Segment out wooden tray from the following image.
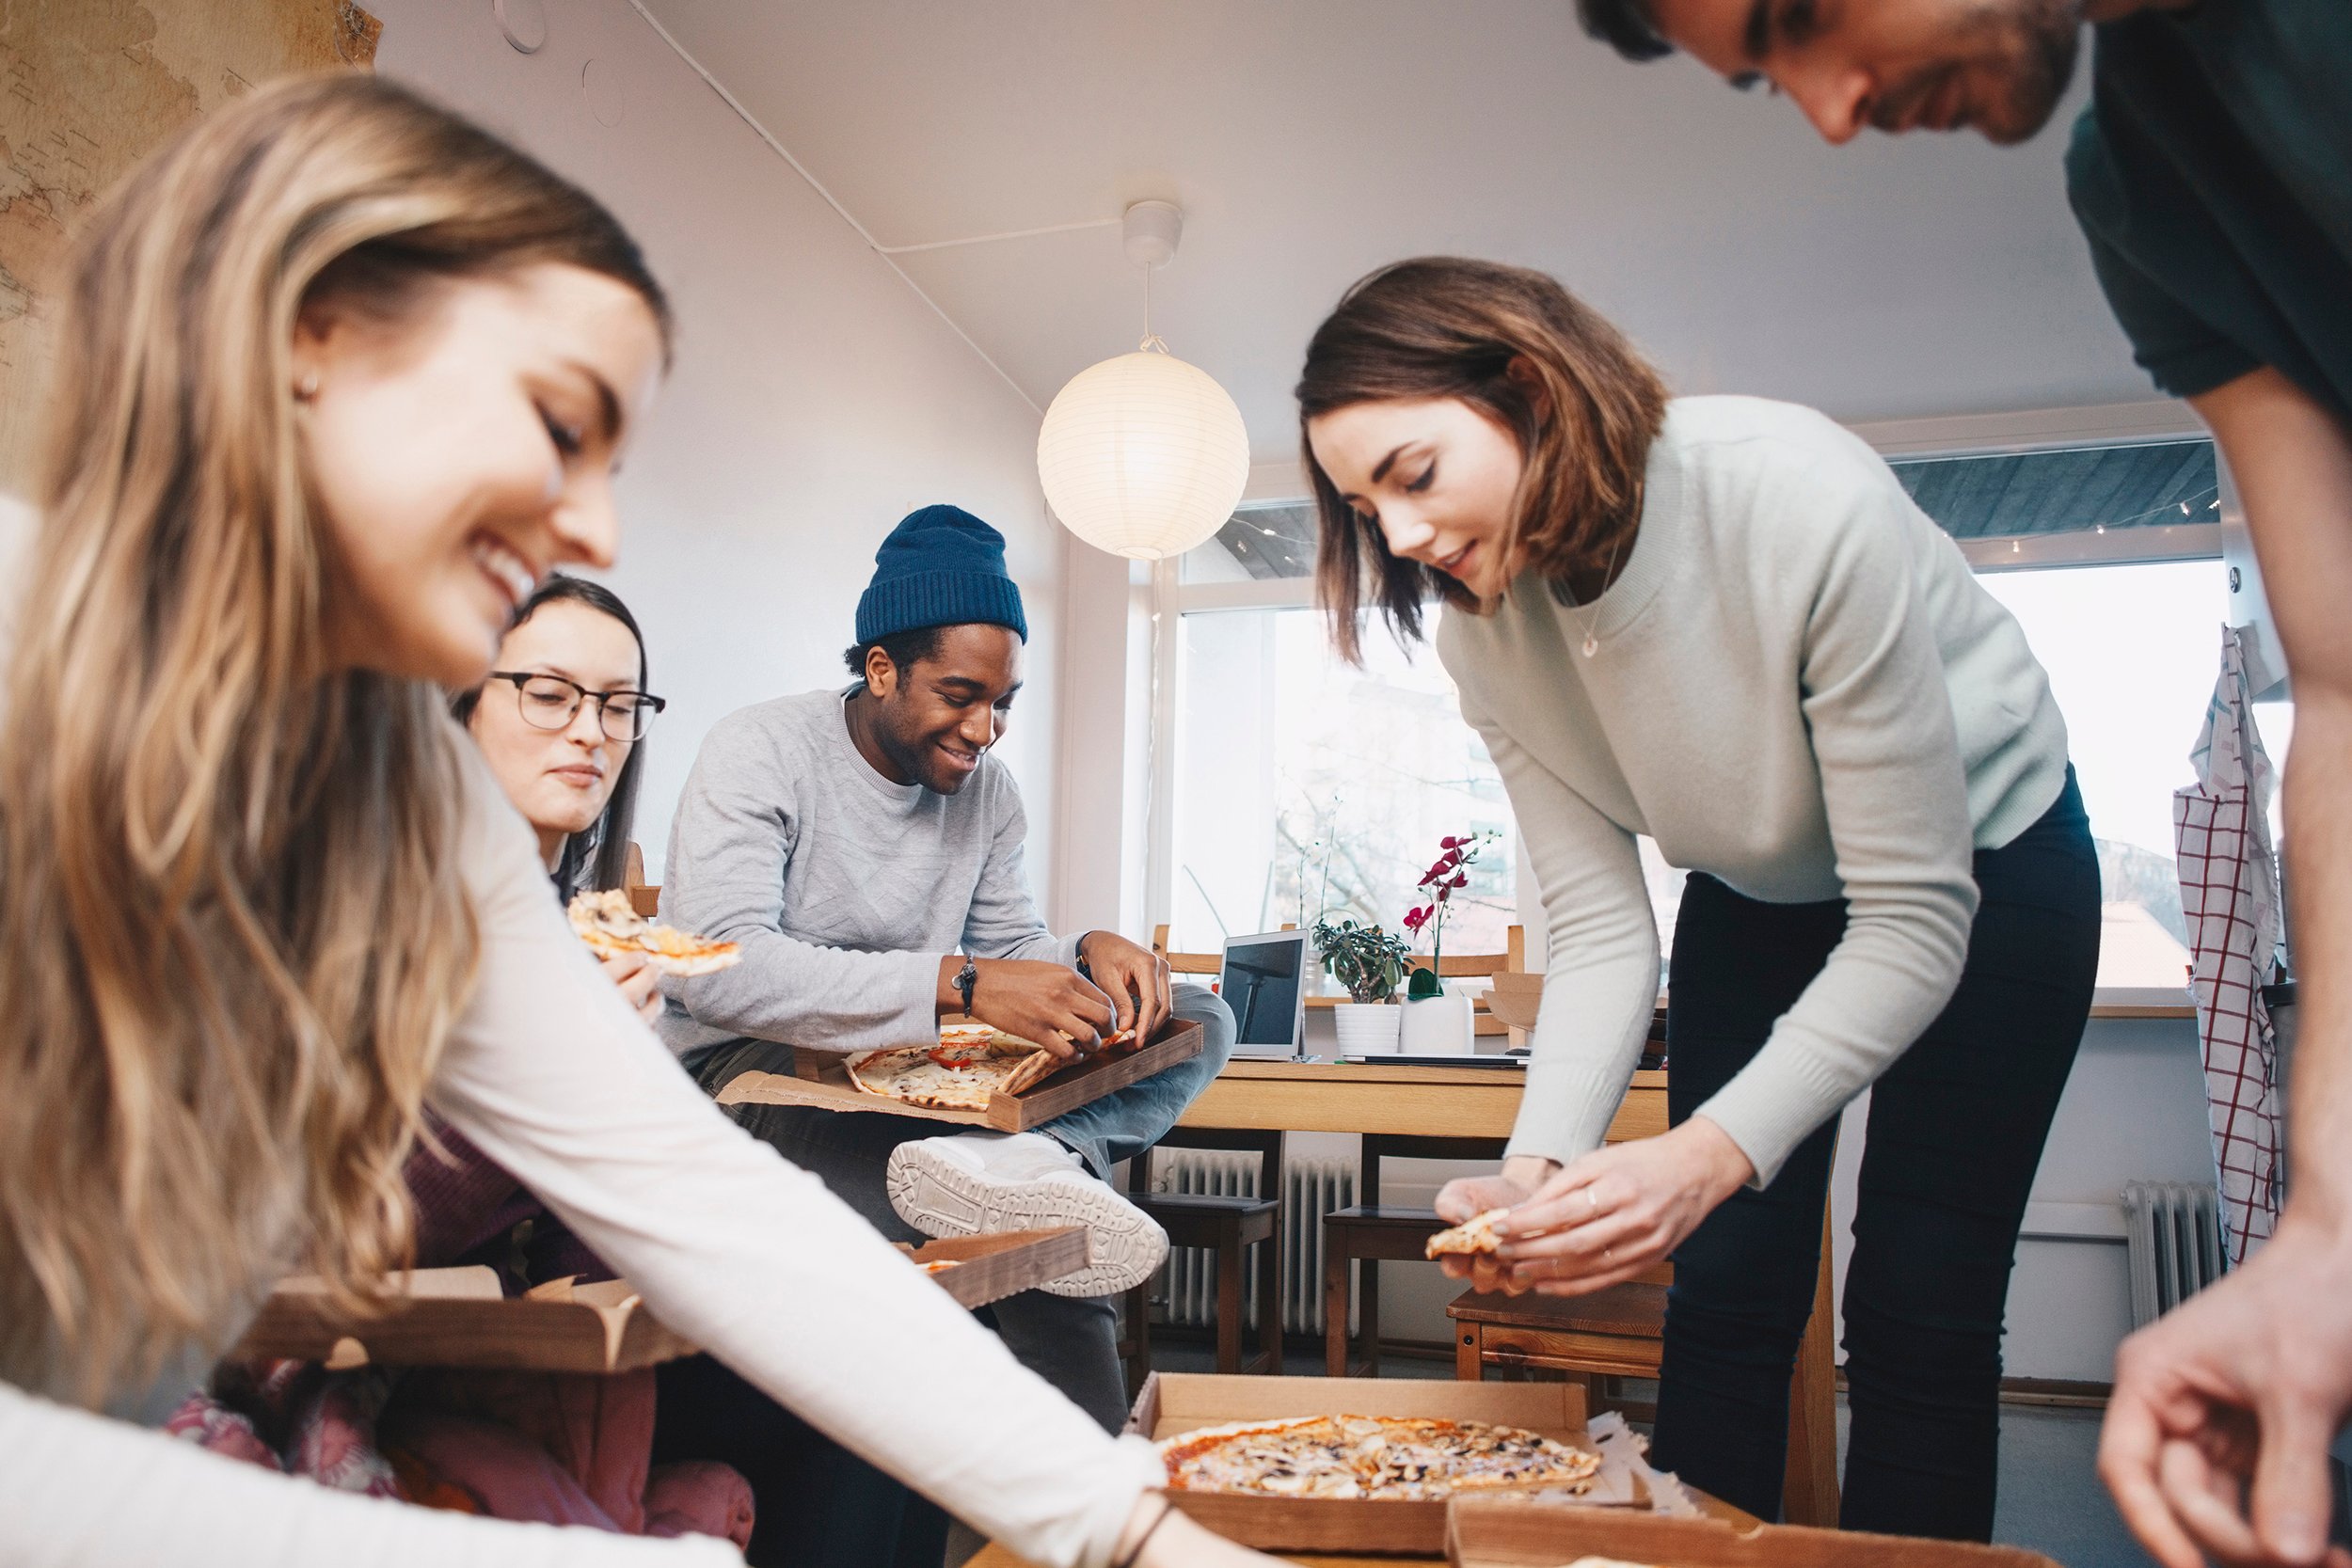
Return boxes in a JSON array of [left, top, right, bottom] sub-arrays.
[[1129, 1372, 1618, 1555], [1449, 1491, 2060, 1568], [900, 1227, 1089, 1308], [236, 1227, 1092, 1372], [719, 1017, 1204, 1132]]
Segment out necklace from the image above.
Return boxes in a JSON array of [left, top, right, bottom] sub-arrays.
[[1574, 531, 1628, 657]]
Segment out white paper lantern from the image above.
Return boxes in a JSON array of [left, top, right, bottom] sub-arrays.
[[1036, 345, 1250, 562]]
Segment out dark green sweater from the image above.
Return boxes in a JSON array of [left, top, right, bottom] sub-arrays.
[[2066, 0, 2351, 418]]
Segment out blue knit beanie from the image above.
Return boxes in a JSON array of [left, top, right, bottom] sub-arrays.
[[854, 504, 1028, 645]]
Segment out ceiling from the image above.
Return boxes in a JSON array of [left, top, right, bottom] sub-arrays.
[[638, 0, 2158, 463]]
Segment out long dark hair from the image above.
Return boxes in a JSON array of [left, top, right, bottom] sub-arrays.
[[453, 576, 650, 896], [1296, 258, 1668, 663]]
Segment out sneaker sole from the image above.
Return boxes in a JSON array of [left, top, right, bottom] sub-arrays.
[[885, 1145, 1168, 1298]]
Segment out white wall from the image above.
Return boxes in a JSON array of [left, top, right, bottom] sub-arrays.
[[370, 0, 1069, 892]]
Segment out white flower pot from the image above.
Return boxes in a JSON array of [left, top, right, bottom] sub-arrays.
[[1333, 1001, 1402, 1054], [1398, 988, 1474, 1055]]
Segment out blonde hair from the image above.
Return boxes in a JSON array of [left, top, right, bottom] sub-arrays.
[[0, 73, 669, 1406]]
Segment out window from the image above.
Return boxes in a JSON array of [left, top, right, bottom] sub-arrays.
[[1975, 558, 2228, 992], [1168, 606, 1517, 964]]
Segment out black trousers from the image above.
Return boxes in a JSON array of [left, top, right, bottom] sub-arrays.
[[1650, 769, 2100, 1539]]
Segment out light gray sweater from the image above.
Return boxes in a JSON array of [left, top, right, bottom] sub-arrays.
[[657, 687, 1081, 1067], [1439, 396, 2070, 1184]]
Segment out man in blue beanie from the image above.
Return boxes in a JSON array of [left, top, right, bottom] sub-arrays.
[[658, 504, 1234, 1434]]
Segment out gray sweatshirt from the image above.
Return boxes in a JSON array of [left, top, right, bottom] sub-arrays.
[[657, 687, 1081, 1068]]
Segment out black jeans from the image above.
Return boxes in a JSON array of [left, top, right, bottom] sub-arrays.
[[1651, 769, 2100, 1539]]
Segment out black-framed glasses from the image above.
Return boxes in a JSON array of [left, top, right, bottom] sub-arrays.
[[488, 672, 667, 743]]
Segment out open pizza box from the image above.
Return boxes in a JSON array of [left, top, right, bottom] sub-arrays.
[[232, 1266, 699, 1374], [898, 1227, 1089, 1309], [235, 1228, 1089, 1372], [719, 1016, 1205, 1133], [1128, 1372, 1629, 1555], [1448, 1491, 2061, 1568]]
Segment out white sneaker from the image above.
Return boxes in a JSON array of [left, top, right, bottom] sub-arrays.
[[886, 1131, 1168, 1298]]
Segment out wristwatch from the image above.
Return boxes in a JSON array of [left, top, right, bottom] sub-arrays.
[[954, 956, 978, 1016]]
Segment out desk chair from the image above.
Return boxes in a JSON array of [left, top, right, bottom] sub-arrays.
[[1318, 927, 1525, 1376], [1120, 1127, 1284, 1388], [1448, 1205, 1841, 1528]]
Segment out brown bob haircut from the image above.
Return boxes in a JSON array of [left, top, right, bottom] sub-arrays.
[[1296, 258, 1668, 663]]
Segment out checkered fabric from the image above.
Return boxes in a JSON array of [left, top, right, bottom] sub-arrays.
[[2173, 626, 2283, 1262]]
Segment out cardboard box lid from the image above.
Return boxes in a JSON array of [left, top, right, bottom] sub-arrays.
[[898, 1227, 1089, 1309], [1450, 1492, 2061, 1567], [1485, 974, 1542, 1031]]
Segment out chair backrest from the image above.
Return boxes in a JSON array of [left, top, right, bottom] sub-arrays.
[[1133, 1125, 1283, 1196], [625, 841, 660, 918], [1412, 924, 1527, 980], [1151, 923, 1223, 976]]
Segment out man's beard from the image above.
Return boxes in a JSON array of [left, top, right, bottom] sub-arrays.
[[1871, 0, 2084, 144]]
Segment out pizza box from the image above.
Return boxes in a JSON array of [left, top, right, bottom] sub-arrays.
[[236, 1228, 1084, 1372], [899, 1226, 1089, 1308], [1127, 1372, 1624, 1555], [232, 1266, 699, 1374], [1448, 1491, 2062, 1568], [718, 1016, 1205, 1132]]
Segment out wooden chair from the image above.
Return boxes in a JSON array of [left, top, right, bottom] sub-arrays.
[[1318, 927, 1525, 1375], [1324, 1133, 1505, 1375], [1448, 1206, 1842, 1528], [1120, 1127, 1284, 1388], [624, 842, 659, 918]]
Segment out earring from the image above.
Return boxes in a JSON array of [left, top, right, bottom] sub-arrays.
[[294, 372, 320, 402]]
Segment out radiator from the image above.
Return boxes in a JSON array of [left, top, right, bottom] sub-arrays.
[[2122, 1181, 2228, 1330], [1148, 1151, 1357, 1336]]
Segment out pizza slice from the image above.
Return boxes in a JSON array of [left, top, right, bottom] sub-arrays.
[[565, 889, 741, 977], [1425, 1207, 1512, 1260]]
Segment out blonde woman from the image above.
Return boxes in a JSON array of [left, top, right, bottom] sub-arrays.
[[0, 74, 1240, 1568]]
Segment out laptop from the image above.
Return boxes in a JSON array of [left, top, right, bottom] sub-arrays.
[[1216, 929, 1309, 1060]]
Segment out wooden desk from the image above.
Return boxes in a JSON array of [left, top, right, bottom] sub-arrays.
[[1178, 1060, 1667, 1143]]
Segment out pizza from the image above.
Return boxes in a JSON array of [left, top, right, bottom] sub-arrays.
[[846, 1026, 1070, 1111], [1425, 1207, 1511, 1260], [566, 890, 741, 977], [1159, 1414, 1597, 1501]]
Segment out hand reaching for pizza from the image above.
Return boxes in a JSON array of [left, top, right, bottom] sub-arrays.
[[598, 949, 664, 1024], [1433, 1168, 1543, 1295], [1076, 929, 1171, 1044], [1491, 1119, 1755, 1297], [956, 958, 1120, 1057]]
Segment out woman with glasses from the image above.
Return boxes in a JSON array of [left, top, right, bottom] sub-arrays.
[[455, 576, 666, 1021]]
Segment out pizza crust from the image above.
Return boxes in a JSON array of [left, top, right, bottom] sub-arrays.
[[1425, 1207, 1511, 1260], [844, 1028, 1073, 1111]]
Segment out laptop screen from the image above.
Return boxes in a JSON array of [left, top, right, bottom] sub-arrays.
[[1219, 932, 1306, 1050]]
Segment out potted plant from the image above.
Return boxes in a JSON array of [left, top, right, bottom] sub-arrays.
[[1312, 917, 1411, 1054], [1399, 832, 1496, 1053]]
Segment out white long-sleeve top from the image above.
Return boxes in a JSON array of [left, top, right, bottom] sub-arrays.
[[1439, 397, 2071, 1186], [0, 736, 1161, 1567]]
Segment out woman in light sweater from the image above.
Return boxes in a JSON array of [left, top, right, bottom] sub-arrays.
[[0, 74, 1252, 1568], [1298, 258, 2100, 1537]]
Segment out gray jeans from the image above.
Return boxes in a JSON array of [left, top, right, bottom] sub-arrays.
[[692, 982, 1234, 1432]]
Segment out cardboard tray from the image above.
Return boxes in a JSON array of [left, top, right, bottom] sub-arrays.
[[1448, 1491, 2061, 1567], [233, 1266, 698, 1374], [1128, 1372, 1623, 1555], [899, 1226, 1089, 1309], [718, 1017, 1204, 1132], [236, 1227, 1092, 1372]]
